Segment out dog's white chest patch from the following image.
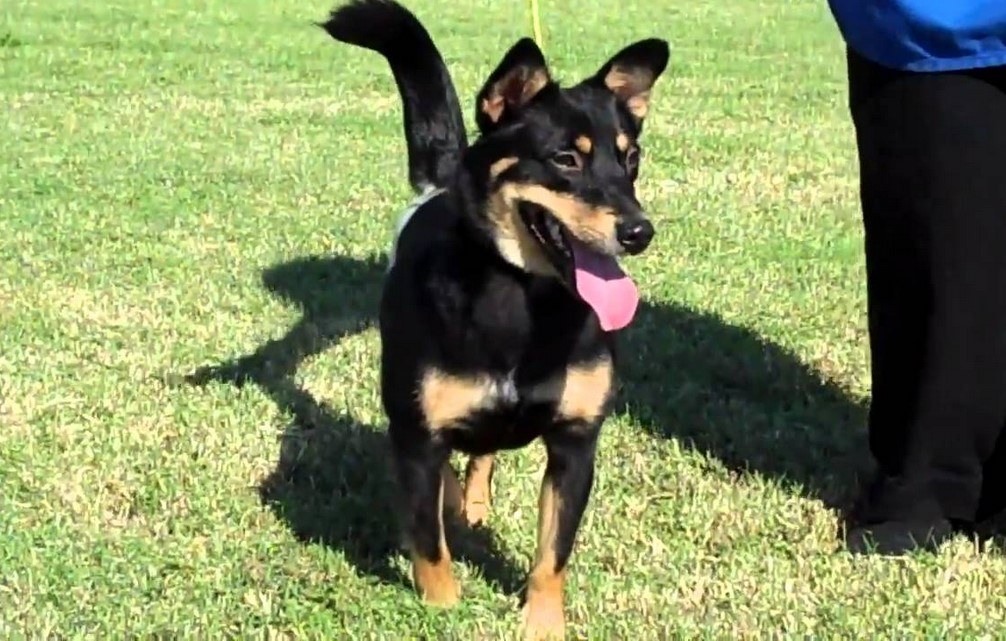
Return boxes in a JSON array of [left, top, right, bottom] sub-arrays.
[[387, 186, 446, 271], [491, 371, 520, 406]]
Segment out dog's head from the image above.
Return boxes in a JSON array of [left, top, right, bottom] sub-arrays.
[[468, 36, 669, 331]]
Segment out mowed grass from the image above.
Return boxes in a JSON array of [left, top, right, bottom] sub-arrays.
[[3, 0, 1006, 637]]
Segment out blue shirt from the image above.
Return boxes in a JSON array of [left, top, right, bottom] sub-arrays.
[[828, 0, 1006, 71]]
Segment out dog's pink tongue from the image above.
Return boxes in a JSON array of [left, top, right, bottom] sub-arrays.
[[570, 238, 640, 332]]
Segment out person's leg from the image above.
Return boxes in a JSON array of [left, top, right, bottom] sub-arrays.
[[977, 68, 1006, 528], [846, 48, 1006, 554], [848, 50, 933, 522]]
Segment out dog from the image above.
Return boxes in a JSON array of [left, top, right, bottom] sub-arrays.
[[319, 1, 669, 638]]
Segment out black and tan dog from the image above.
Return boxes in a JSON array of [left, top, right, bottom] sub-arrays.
[[319, 1, 669, 637]]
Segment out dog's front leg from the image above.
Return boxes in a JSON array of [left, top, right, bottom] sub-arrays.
[[391, 433, 460, 607], [521, 423, 599, 641]]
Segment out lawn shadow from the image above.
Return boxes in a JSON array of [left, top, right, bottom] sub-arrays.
[[182, 254, 525, 594], [617, 302, 867, 509], [182, 250, 873, 594]]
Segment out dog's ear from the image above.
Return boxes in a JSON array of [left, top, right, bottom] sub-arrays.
[[590, 39, 670, 125], [475, 37, 552, 133]]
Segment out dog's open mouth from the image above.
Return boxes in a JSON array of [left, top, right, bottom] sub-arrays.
[[518, 203, 640, 332], [520, 203, 573, 276]]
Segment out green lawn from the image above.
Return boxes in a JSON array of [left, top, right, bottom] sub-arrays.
[[3, 0, 1005, 637]]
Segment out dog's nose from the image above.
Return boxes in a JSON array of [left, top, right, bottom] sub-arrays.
[[616, 218, 654, 255]]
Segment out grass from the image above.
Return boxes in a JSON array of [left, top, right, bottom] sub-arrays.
[[2, 0, 1006, 637]]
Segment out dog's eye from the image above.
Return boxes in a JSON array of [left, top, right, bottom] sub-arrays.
[[550, 151, 583, 171]]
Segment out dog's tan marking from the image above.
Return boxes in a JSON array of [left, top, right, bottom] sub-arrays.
[[486, 179, 625, 275], [490, 157, 519, 179], [481, 97, 505, 124], [574, 135, 593, 155], [501, 183, 619, 254], [485, 188, 557, 277], [410, 476, 460, 607], [558, 359, 613, 422], [521, 475, 566, 640], [529, 357, 614, 423], [615, 132, 631, 152], [481, 67, 550, 124], [603, 66, 654, 120], [625, 93, 651, 120], [462, 454, 495, 527], [412, 555, 458, 607], [419, 369, 494, 431]]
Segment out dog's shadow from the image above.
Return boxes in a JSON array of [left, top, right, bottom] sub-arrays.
[[183, 254, 526, 593], [183, 251, 868, 593]]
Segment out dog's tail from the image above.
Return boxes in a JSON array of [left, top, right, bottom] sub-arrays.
[[319, 0, 468, 194]]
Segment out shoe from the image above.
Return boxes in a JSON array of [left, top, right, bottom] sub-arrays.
[[843, 472, 963, 556], [845, 518, 955, 556], [976, 485, 1006, 525]]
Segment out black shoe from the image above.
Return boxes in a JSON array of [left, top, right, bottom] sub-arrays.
[[976, 487, 1006, 525], [843, 472, 964, 556], [845, 518, 956, 556], [974, 490, 1006, 544]]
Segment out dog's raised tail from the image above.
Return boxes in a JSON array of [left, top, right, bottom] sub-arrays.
[[319, 0, 467, 194]]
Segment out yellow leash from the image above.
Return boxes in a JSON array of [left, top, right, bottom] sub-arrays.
[[529, 0, 544, 50]]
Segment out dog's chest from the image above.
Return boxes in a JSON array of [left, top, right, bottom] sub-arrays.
[[491, 371, 522, 406], [418, 355, 614, 441], [475, 369, 546, 411]]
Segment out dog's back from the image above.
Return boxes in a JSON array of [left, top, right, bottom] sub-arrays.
[[319, 0, 467, 194]]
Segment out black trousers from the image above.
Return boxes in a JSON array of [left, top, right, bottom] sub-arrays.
[[847, 48, 1006, 524]]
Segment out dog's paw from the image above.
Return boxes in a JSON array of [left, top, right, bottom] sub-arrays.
[[462, 454, 494, 527], [463, 497, 490, 527], [520, 593, 565, 641], [413, 561, 461, 608], [420, 578, 460, 608]]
